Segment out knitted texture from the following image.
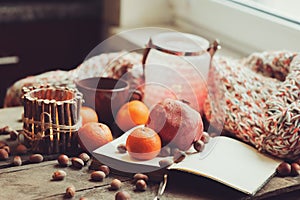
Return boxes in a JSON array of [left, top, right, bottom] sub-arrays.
[[204, 51, 299, 159]]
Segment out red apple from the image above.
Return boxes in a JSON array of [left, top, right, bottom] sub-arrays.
[[146, 98, 203, 151]]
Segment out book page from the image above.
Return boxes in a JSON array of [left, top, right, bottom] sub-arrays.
[[168, 136, 281, 195]]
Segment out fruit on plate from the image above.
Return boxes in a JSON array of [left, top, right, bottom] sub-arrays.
[[146, 98, 203, 151], [80, 106, 99, 126], [116, 100, 150, 132], [126, 127, 161, 160], [78, 122, 113, 152]]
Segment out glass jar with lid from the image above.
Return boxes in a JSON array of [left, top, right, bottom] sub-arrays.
[[142, 31, 219, 113]]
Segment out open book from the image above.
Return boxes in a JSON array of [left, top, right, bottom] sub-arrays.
[[93, 126, 281, 195]]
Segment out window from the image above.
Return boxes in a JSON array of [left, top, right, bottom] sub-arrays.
[[229, 0, 300, 24], [170, 0, 300, 56]]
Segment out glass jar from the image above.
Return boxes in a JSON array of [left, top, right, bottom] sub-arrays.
[[142, 32, 215, 113]]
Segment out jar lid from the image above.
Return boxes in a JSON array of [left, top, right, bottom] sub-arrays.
[[148, 32, 209, 56]]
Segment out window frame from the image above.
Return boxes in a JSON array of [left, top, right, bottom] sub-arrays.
[[171, 0, 300, 56]]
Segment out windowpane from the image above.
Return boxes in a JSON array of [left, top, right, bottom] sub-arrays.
[[229, 0, 300, 24]]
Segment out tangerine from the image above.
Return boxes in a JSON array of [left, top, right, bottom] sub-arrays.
[[116, 100, 150, 132], [80, 106, 98, 126], [126, 127, 161, 160], [78, 122, 113, 152]]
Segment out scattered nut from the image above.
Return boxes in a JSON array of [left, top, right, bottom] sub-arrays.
[[2, 145, 10, 154], [29, 154, 44, 163], [99, 165, 110, 176], [173, 150, 186, 163], [135, 179, 147, 191], [12, 156, 22, 166], [65, 186, 76, 198], [15, 144, 28, 155], [0, 126, 10, 134], [171, 147, 180, 156], [79, 153, 90, 164], [9, 130, 18, 141], [91, 171, 106, 181], [79, 197, 88, 200], [57, 154, 69, 167], [277, 162, 291, 177], [71, 157, 84, 169], [294, 158, 300, 166], [291, 163, 300, 176], [0, 141, 7, 148], [158, 146, 171, 157], [193, 140, 205, 152], [159, 159, 173, 168], [115, 191, 131, 200], [52, 170, 67, 181], [110, 178, 122, 190], [88, 159, 102, 170], [133, 173, 149, 182], [117, 144, 127, 153], [200, 132, 210, 143], [0, 149, 9, 160], [210, 132, 218, 138]]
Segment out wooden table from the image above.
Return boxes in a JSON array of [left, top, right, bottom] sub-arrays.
[[1, 107, 300, 200]]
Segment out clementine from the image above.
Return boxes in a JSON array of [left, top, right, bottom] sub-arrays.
[[78, 122, 113, 152], [116, 100, 150, 132], [126, 127, 161, 160], [80, 106, 98, 126]]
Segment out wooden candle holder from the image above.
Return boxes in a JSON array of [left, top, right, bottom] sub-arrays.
[[22, 85, 83, 154]]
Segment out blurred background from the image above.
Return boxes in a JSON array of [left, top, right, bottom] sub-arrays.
[[0, 0, 299, 107]]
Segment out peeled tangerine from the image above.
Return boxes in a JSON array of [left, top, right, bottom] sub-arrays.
[[146, 98, 203, 151]]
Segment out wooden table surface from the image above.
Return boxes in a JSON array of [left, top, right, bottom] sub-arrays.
[[1, 107, 300, 200]]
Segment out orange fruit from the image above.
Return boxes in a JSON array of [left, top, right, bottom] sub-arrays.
[[80, 106, 99, 126], [78, 122, 113, 152], [126, 127, 161, 160], [116, 100, 150, 132]]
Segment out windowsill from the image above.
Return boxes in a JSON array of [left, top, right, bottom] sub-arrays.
[[108, 25, 244, 59]]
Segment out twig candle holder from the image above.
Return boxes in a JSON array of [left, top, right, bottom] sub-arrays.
[[22, 85, 83, 154]]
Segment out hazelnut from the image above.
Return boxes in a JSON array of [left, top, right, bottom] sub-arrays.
[[291, 163, 300, 176], [133, 173, 149, 182], [57, 154, 69, 167], [115, 191, 131, 200], [90, 171, 106, 181], [99, 165, 110, 176], [71, 157, 84, 169], [2, 145, 10, 154], [159, 159, 173, 168], [29, 154, 44, 163], [12, 156, 22, 166], [52, 170, 67, 181], [0, 141, 7, 149], [0, 149, 9, 160], [173, 150, 186, 163], [65, 186, 76, 198], [193, 140, 205, 152], [277, 162, 291, 177], [201, 132, 210, 143], [135, 179, 147, 191], [0, 126, 11, 134], [15, 144, 28, 155], [158, 146, 171, 157], [9, 130, 18, 141], [110, 179, 122, 190], [117, 144, 127, 153], [79, 153, 90, 164], [171, 147, 180, 156]]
